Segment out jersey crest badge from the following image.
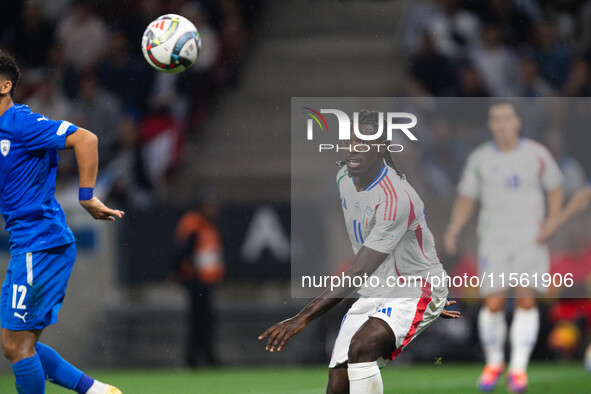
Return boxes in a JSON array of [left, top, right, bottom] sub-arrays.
[[1, 139, 10, 157], [363, 206, 374, 227]]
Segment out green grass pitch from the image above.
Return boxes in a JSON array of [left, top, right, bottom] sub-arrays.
[[0, 362, 588, 393]]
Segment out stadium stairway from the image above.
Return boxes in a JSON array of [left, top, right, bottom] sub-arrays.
[[169, 0, 407, 204]]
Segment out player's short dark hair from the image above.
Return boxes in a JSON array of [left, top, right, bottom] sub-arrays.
[[0, 51, 20, 98], [489, 99, 520, 118]]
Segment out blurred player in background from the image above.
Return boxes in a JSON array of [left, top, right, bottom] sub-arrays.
[[174, 190, 225, 367], [0, 51, 123, 393], [444, 100, 563, 393], [260, 110, 460, 394]]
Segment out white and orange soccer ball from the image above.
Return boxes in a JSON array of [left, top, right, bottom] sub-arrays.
[[141, 14, 201, 73]]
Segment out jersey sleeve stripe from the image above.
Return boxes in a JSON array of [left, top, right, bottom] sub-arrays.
[[365, 165, 388, 191], [383, 176, 398, 221], [405, 190, 431, 263], [379, 183, 391, 221]]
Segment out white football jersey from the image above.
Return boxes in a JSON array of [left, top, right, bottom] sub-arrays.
[[458, 138, 562, 237], [338, 163, 446, 297]]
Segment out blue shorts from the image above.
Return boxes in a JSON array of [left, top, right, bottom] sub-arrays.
[[1, 243, 76, 331]]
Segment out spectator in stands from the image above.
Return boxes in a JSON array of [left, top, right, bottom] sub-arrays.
[[408, 30, 457, 96], [429, 0, 481, 59], [96, 28, 150, 116], [517, 55, 557, 96], [107, 114, 155, 209], [56, 0, 109, 72], [474, 0, 537, 46], [138, 106, 184, 200], [25, 72, 74, 121], [25, 71, 77, 179], [116, 0, 164, 58], [4, 0, 54, 70], [561, 55, 591, 96], [454, 63, 491, 97], [220, 0, 249, 86], [470, 23, 519, 96], [400, 0, 443, 54], [174, 190, 225, 367], [531, 20, 572, 89], [73, 71, 123, 167], [179, 1, 222, 130]]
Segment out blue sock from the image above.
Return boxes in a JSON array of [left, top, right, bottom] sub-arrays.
[[35, 342, 93, 393], [75, 375, 94, 394], [11, 354, 45, 394]]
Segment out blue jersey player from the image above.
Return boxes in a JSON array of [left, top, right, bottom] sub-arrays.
[[0, 52, 124, 393]]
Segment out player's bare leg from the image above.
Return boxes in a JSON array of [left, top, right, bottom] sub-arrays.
[[327, 364, 349, 394], [478, 294, 507, 392], [345, 317, 396, 394], [2, 328, 121, 394], [1, 328, 45, 393], [506, 288, 538, 393], [1, 328, 40, 363]]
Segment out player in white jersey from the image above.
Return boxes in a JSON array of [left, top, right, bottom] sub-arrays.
[[260, 111, 460, 394], [444, 101, 564, 393]]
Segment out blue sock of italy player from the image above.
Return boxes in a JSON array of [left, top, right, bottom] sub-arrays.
[[11, 354, 46, 394], [35, 342, 94, 393]]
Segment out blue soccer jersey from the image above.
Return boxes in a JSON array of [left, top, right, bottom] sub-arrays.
[[0, 104, 78, 255]]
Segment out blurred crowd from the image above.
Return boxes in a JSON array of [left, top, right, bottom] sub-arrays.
[[403, 0, 591, 98], [0, 0, 263, 208], [399, 1, 591, 362], [400, 0, 591, 200]]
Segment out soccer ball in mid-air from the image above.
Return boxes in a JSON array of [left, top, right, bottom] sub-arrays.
[[141, 14, 201, 73]]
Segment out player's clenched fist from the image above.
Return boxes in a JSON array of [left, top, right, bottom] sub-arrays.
[[258, 315, 308, 352], [79, 197, 125, 221]]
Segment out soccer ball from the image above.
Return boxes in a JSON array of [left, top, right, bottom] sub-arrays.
[[141, 14, 201, 73]]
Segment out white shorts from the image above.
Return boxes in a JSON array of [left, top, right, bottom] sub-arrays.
[[478, 235, 549, 296], [328, 284, 447, 368]]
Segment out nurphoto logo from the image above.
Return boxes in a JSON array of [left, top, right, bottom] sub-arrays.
[[302, 108, 418, 152]]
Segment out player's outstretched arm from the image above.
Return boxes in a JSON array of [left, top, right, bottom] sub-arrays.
[[64, 128, 124, 221], [444, 195, 476, 255], [538, 185, 591, 243], [258, 246, 388, 352]]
